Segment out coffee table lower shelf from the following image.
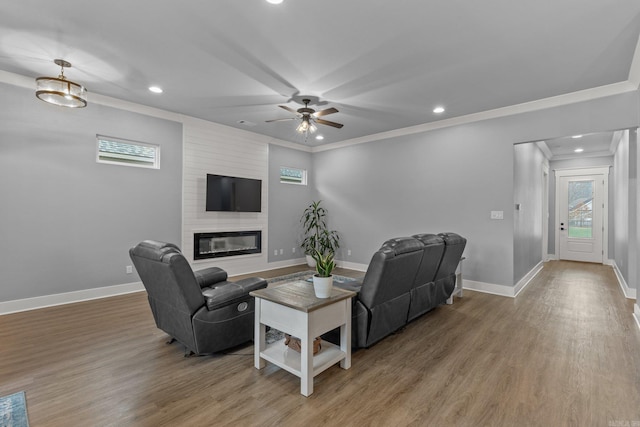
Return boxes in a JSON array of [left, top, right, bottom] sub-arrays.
[[260, 338, 346, 378]]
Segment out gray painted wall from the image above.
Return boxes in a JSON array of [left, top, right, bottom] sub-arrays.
[[2, 82, 638, 301], [548, 155, 615, 256], [267, 145, 314, 262], [624, 128, 638, 291], [0, 83, 182, 301], [633, 127, 639, 294], [312, 91, 639, 287], [614, 132, 630, 282], [314, 126, 516, 286], [513, 143, 545, 283]]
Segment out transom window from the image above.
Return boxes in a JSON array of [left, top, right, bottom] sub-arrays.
[[280, 166, 307, 185], [96, 135, 160, 169]]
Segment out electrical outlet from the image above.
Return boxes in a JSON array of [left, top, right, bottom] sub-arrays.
[[490, 211, 504, 220], [126, 265, 133, 274], [347, 249, 352, 256], [274, 249, 278, 256], [292, 247, 296, 253], [279, 249, 283, 255]]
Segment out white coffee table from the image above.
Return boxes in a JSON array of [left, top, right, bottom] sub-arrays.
[[251, 280, 356, 397]]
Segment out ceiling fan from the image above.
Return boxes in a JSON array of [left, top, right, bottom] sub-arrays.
[[266, 98, 343, 134]]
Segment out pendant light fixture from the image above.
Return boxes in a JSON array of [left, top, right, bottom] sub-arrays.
[[35, 59, 87, 108]]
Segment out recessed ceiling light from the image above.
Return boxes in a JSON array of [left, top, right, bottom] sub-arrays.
[[433, 106, 445, 114], [148, 86, 163, 94], [574, 148, 584, 153], [315, 135, 324, 140], [266, 0, 283, 4], [571, 135, 582, 139]]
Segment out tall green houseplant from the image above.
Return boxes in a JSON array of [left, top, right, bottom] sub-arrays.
[[300, 200, 340, 260]]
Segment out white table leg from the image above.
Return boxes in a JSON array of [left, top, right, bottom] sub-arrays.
[[254, 298, 265, 369], [340, 299, 351, 369], [300, 316, 313, 397]]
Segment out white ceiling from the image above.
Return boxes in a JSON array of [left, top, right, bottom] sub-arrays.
[[537, 131, 619, 160], [1, 1, 639, 150]]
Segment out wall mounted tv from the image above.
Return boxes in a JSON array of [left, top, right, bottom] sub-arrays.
[[206, 174, 262, 212]]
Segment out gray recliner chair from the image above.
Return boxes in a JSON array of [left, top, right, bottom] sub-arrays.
[[129, 240, 267, 355], [348, 237, 425, 348]]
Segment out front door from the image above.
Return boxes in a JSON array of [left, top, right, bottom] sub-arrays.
[[557, 174, 605, 263]]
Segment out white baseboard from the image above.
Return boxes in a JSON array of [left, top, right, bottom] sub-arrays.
[[513, 261, 544, 297], [257, 258, 307, 272], [336, 260, 368, 272], [0, 282, 145, 316], [546, 253, 558, 261], [463, 280, 516, 298], [1, 258, 354, 316], [463, 262, 544, 298], [634, 304, 640, 331], [611, 261, 637, 299]]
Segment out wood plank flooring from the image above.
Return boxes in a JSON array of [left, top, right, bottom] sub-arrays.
[[1, 261, 639, 426]]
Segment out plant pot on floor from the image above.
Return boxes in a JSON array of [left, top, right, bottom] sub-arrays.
[[306, 254, 316, 268], [312, 275, 333, 298]]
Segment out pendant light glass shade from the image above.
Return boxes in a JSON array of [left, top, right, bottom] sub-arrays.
[[296, 116, 316, 134], [35, 59, 87, 108]]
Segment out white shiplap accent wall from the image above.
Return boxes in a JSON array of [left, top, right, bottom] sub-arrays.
[[183, 116, 270, 276]]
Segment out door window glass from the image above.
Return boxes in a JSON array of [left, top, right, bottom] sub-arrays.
[[568, 180, 593, 238]]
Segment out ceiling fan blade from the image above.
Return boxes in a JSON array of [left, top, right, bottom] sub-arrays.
[[279, 105, 300, 115], [313, 107, 339, 117], [265, 117, 297, 123], [315, 118, 344, 129]]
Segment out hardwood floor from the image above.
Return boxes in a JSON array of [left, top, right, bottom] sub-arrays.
[[1, 261, 639, 426]]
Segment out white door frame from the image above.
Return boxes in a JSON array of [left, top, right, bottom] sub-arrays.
[[554, 167, 609, 263], [542, 164, 549, 261]]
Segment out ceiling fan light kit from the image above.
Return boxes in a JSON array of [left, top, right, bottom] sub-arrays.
[[267, 98, 343, 136], [35, 59, 87, 108], [296, 116, 316, 134]]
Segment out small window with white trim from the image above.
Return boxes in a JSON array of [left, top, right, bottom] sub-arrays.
[[96, 135, 160, 169], [280, 166, 307, 185]]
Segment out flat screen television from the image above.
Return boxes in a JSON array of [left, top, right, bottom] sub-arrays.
[[206, 174, 262, 212]]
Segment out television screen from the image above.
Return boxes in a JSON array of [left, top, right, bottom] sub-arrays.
[[206, 174, 262, 212]]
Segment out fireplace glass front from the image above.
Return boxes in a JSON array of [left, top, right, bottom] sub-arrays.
[[194, 231, 262, 260]]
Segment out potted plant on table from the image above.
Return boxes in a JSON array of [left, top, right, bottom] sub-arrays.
[[312, 249, 335, 298], [300, 200, 340, 267]]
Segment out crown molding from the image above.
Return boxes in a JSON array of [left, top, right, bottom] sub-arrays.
[[535, 141, 553, 160], [550, 150, 614, 162], [0, 69, 304, 150], [628, 32, 640, 88], [609, 129, 625, 153], [2, 65, 637, 157], [313, 80, 638, 153]]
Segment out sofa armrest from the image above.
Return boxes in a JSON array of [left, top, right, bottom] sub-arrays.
[[334, 280, 362, 294], [194, 267, 228, 288], [201, 277, 267, 311]]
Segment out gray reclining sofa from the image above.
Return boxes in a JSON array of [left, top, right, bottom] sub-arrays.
[[329, 232, 466, 348]]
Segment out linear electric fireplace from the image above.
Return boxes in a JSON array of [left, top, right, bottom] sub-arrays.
[[194, 231, 262, 260]]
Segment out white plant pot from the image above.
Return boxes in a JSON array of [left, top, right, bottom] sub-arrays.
[[306, 254, 316, 268], [312, 275, 333, 298]]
